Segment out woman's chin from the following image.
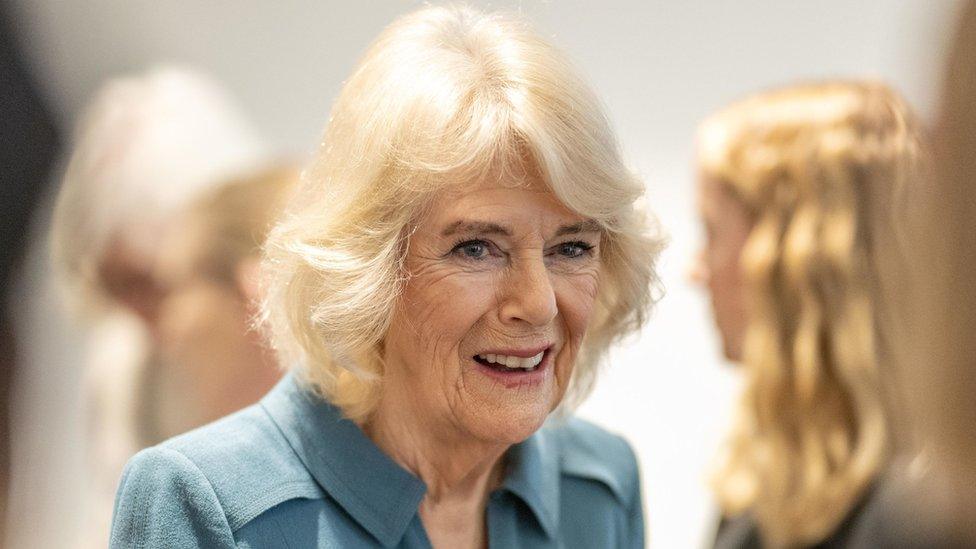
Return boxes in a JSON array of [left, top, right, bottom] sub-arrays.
[[461, 406, 551, 446], [452, 354, 566, 444], [456, 381, 558, 444]]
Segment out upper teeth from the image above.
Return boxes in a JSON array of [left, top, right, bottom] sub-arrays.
[[477, 352, 544, 369]]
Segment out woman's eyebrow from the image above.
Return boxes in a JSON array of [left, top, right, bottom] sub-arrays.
[[440, 220, 512, 237], [554, 220, 601, 236]]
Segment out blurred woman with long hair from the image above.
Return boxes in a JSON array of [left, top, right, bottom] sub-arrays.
[[690, 81, 923, 548]]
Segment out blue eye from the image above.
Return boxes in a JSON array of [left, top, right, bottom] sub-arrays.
[[452, 239, 490, 259], [556, 241, 593, 258]]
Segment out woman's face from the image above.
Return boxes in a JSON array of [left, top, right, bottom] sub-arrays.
[[690, 175, 752, 362], [381, 175, 602, 445], [153, 219, 280, 434], [98, 231, 167, 329]]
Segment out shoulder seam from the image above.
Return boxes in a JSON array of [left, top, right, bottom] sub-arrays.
[[204, 403, 329, 531], [179, 404, 325, 532], [226, 480, 324, 532], [156, 446, 235, 542]]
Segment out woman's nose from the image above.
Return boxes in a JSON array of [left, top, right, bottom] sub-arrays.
[[687, 249, 708, 286], [498, 258, 558, 327]]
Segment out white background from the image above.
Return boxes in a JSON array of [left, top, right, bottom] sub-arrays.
[[8, 1, 958, 547]]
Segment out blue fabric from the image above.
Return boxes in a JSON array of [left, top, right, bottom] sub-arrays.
[[110, 374, 644, 548]]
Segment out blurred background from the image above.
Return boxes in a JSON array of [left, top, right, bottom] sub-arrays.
[[1, 1, 961, 547]]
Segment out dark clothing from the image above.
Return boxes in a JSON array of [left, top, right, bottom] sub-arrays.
[[712, 490, 877, 549], [0, 4, 61, 541], [713, 479, 974, 549]]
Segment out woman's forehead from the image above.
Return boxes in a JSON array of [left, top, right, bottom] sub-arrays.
[[420, 182, 594, 236]]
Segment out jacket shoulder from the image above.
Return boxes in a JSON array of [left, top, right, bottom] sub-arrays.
[[110, 445, 236, 547], [149, 404, 322, 531]]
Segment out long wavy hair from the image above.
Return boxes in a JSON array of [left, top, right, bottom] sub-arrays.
[[698, 81, 922, 546]]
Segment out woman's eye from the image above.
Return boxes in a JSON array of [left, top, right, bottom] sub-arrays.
[[452, 239, 490, 259], [556, 241, 594, 258]]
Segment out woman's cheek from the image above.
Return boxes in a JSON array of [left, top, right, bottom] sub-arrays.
[[431, 266, 504, 309], [397, 266, 497, 358], [558, 269, 600, 326], [553, 271, 599, 375]]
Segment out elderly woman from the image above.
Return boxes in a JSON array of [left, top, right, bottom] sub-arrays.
[[689, 82, 923, 548], [110, 6, 662, 548]]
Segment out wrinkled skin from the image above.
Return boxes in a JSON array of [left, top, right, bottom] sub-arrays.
[[378, 176, 602, 447]]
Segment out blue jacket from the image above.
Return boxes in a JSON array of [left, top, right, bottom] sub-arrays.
[[110, 374, 644, 548]]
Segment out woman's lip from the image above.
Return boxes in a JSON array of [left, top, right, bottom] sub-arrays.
[[474, 344, 552, 358], [472, 349, 553, 387]]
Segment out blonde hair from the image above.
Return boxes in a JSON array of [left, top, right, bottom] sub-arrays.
[[698, 81, 922, 546], [262, 5, 663, 421], [183, 165, 299, 284]]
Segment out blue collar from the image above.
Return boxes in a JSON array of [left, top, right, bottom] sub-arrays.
[[498, 425, 561, 539], [261, 375, 426, 547], [260, 374, 561, 545]]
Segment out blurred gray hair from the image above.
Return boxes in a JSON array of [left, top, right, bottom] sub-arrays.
[[51, 65, 266, 315]]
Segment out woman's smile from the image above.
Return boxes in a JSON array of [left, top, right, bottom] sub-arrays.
[[470, 344, 554, 388], [379, 178, 600, 445]]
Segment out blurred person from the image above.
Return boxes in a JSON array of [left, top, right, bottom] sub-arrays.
[[151, 165, 297, 438], [689, 81, 922, 548], [0, 3, 62, 542], [0, 4, 60, 334], [110, 6, 663, 548], [870, 1, 976, 546], [51, 66, 265, 327], [918, 0, 976, 538], [45, 65, 265, 548]]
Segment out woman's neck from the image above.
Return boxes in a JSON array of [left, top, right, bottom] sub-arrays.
[[363, 394, 508, 548], [364, 397, 507, 498]]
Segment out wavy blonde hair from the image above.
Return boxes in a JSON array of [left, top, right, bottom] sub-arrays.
[[698, 81, 922, 546], [182, 165, 299, 285], [261, 5, 663, 422]]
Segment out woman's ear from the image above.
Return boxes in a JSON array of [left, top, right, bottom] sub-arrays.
[[235, 255, 263, 304]]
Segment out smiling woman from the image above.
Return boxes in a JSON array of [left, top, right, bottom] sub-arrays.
[[109, 5, 663, 549], [374, 177, 604, 450]]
